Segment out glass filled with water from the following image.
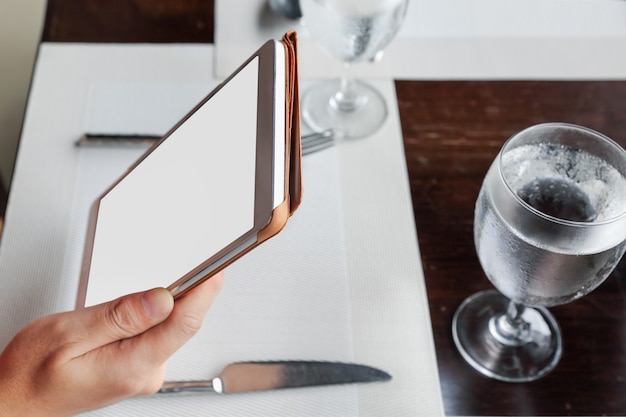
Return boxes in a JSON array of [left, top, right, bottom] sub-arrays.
[[299, 0, 408, 139], [453, 123, 626, 382]]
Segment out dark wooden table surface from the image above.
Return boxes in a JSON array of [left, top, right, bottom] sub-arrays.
[[40, 1, 626, 415]]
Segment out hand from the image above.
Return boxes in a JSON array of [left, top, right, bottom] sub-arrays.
[[0, 273, 223, 417]]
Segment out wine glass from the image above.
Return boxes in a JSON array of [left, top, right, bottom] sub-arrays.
[[453, 123, 626, 382], [300, 0, 408, 139]]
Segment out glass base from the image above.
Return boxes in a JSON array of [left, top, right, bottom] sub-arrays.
[[301, 79, 387, 140], [452, 290, 563, 382]]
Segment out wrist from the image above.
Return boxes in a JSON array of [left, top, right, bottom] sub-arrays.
[[0, 375, 62, 417]]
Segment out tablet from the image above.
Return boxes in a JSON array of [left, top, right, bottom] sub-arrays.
[[77, 34, 301, 307]]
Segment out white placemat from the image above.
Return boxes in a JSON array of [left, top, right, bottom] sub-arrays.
[[215, 0, 626, 79], [71, 143, 359, 417], [0, 43, 444, 416]]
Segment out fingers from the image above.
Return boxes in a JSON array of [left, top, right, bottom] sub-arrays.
[[0, 289, 176, 417], [0, 274, 223, 416], [73, 273, 224, 399], [95, 287, 174, 344], [56, 288, 175, 357], [60, 274, 222, 401], [117, 273, 224, 368]]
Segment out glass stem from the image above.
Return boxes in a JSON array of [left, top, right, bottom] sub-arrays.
[[330, 63, 363, 112], [489, 300, 532, 346]]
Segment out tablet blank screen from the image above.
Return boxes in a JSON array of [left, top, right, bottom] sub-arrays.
[[85, 57, 260, 306]]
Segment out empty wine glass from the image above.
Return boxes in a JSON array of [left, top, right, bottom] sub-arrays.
[[300, 0, 408, 139], [453, 123, 626, 382]]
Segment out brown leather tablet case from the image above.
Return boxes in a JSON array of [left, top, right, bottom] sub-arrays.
[[77, 32, 301, 306]]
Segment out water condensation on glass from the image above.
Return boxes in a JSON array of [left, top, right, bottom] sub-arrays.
[[501, 143, 626, 221], [474, 143, 626, 306], [301, 0, 408, 63]]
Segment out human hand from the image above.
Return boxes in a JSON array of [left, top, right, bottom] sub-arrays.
[[0, 273, 223, 417]]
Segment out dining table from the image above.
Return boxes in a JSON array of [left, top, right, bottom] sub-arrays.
[[11, 0, 626, 415]]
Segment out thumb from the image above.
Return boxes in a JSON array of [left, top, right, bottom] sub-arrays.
[[78, 288, 175, 351]]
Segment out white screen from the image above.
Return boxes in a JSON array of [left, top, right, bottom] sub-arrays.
[[85, 58, 260, 306]]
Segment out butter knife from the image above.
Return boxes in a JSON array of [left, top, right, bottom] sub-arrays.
[[158, 361, 391, 394]]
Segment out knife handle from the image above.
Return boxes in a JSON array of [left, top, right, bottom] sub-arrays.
[[157, 379, 217, 394]]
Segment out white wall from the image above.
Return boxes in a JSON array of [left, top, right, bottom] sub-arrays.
[[0, 0, 47, 189]]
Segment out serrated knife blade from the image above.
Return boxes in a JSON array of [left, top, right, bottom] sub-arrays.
[[157, 361, 391, 394]]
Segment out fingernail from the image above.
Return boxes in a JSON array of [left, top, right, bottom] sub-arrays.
[[141, 288, 174, 320]]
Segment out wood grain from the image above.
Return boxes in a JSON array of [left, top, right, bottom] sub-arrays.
[[43, 0, 213, 43], [397, 80, 626, 416]]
